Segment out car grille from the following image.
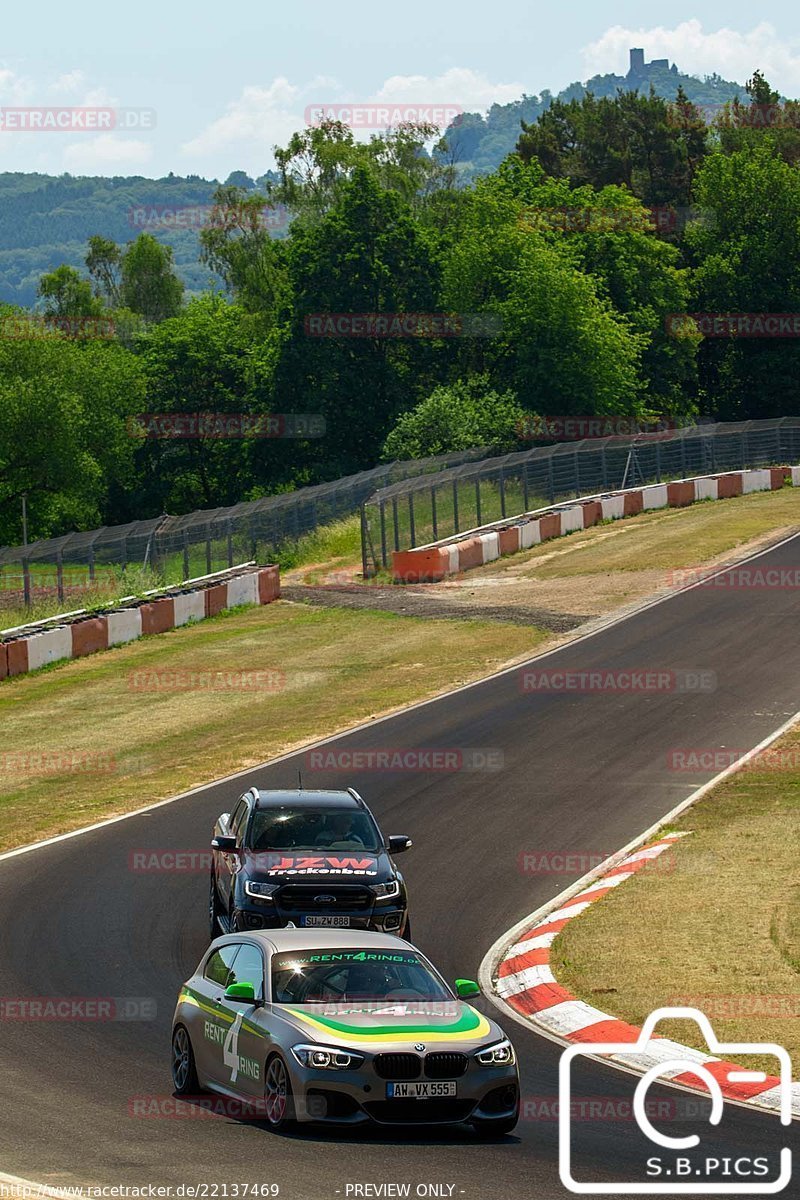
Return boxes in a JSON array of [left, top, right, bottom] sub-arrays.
[[277, 884, 373, 912], [364, 1099, 476, 1125], [425, 1052, 468, 1078], [373, 1053, 421, 1080]]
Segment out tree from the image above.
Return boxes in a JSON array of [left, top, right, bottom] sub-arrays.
[[382, 376, 525, 459], [85, 235, 122, 306], [120, 233, 183, 322], [37, 264, 103, 318], [273, 166, 442, 476], [442, 162, 647, 417], [0, 307, 145, 542], [133, 295, 276, 514], [199, 185, 288, 318], [686, 145, 800, 418]]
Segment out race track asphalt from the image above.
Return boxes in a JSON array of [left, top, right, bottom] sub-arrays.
[[1, 534, 799, 1199]]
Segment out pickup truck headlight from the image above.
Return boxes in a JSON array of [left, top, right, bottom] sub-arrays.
[[372, 880, 401, 900], [245, 881, 278, 901], [475, 1038, 516, 1066], [291, 1043, 364, 1070]]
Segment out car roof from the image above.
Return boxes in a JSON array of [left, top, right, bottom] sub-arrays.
[[216, 928, 412, 955], [253, 789, 363, 810]]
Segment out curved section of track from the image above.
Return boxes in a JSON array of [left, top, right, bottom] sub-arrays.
[[2, 536, 799, 1196]]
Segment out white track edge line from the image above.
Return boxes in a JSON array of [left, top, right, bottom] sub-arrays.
[[3, 530, 799, 866], [479, 706, 800, 1122]]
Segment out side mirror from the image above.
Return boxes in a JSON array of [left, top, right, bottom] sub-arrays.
[[224, 981, 257, 1003], [212, 835, 238, 852], [455, 979, 480, 998], [387, 835, 413, 855]]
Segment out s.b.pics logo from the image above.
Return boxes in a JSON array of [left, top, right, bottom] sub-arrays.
[[559, 1008, 793, 1194]]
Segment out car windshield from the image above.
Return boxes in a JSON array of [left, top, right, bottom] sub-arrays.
[[248, 806, 382, 853], [271, 948, 452, 1004]]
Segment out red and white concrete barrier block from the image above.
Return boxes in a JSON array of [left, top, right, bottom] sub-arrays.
[[392, 466, 794, 582], [1, 565, 280, 681]]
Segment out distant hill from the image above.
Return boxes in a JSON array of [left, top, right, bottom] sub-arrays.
[[0, 170, 283, 308], [442, 49, 748, 178], [0, 52, 752, 307]]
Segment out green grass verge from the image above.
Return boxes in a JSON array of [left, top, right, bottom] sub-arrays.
[[552, 724, 800, 1075]]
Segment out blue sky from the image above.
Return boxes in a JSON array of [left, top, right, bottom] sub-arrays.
[[1, 1, 799, 178]]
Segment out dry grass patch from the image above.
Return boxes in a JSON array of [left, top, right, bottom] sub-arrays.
[[0, 600, 541, 853], [553, 725, 800, 1075]]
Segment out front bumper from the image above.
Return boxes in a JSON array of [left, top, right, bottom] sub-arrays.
[[236, 901, 408, 935], [286, 1056, 519, 1127]]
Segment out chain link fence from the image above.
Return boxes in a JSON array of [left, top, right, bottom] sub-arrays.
[[0, 446, 489, 609], [363, 419, 800, 571]]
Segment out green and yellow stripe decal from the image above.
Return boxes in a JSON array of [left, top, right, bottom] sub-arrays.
[[283, 1003, 491, 1044], [178, 987, 268, 1040]]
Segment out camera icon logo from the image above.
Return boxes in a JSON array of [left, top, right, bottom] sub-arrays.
[[559, 1007, 793, 1194]]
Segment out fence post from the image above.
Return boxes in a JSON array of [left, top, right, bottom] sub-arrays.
[[475, 479, 482, 527], [431, 487, 438, 541], [601, 448, 608, 491], [56, 551, 64, 603], [655, 440, 662, 483], [499, 470, 506, 518], [392, 497, 400, 552], [206, 538, 212, 575], [547, 458, 555, 503], [183, 532, 190, 580], [360, 505, 370, 580], [522, 467, 529, 512], [379, 501, 388, 567], [408, 494, 416, 548], [22, 557, 31, 607], [452, 480, 460, 533], [88, 546, 95, 583], [227, 521, 234, 567]]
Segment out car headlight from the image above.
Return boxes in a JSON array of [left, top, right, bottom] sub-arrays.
[[475, 1038, 516, 1066], [291, 1043, 364, 1070], [245, 881, 278, 901], [372, 879, 401, 900]]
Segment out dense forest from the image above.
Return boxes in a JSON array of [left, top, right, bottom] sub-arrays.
[[2, 67, 799, 548]]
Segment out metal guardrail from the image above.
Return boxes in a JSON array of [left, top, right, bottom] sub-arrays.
[[0, 446, 490, 606], [362, 420, 800, 570]]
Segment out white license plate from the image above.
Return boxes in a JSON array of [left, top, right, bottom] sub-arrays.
[[387, 1081, 457, 1099], [302, 915, 351, 927]]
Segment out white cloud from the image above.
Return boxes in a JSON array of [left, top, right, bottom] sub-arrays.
[[373, 67, 525, 112], [62, 134, 153, 172], [50, 70, 86, 95], [582, 20, 800, 94], [182, 67, 526, 175], [181, 77, 305, 163]]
